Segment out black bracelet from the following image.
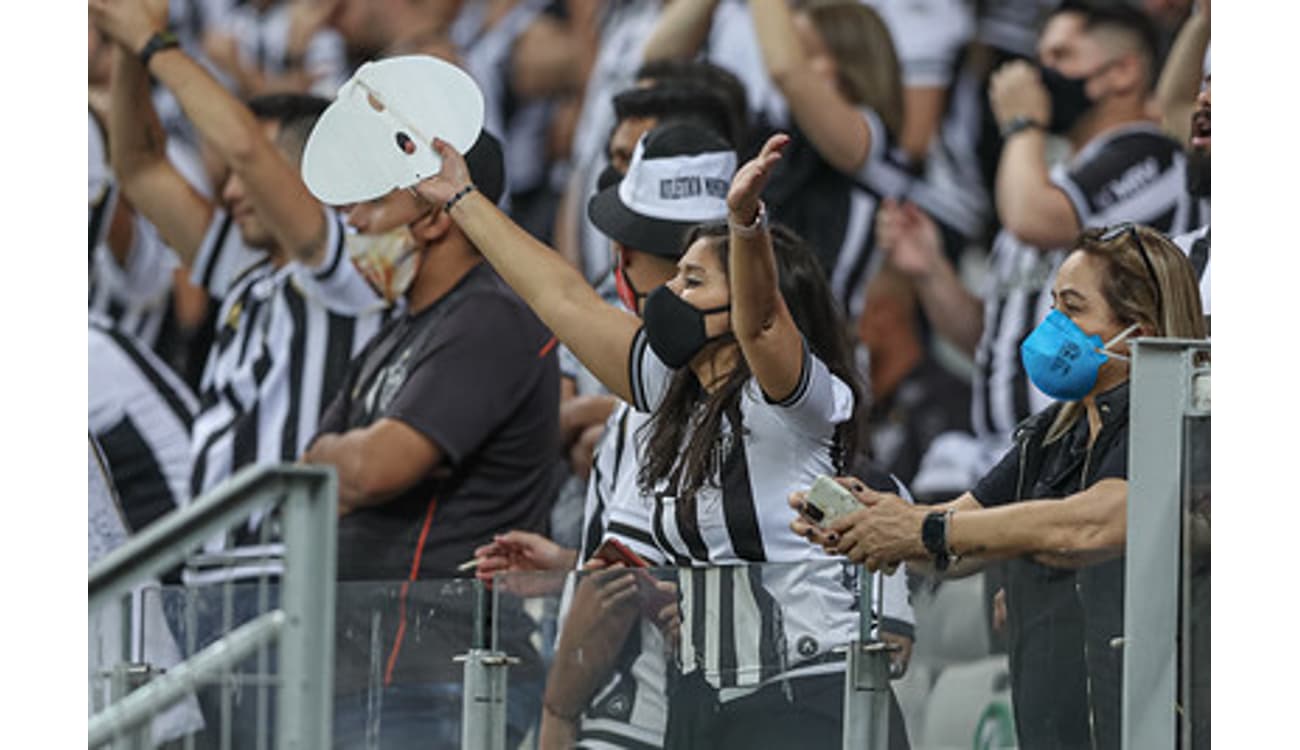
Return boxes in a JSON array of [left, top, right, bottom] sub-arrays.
[[444, 184, 476, 213], [138, 30, 180, 68]]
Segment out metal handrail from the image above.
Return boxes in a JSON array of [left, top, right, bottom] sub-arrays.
[[89, 463, 338, 749], [89, 464, 331, 614]]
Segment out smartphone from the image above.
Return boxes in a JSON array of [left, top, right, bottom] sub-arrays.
[[803, 475, 861, 528], [592, 538, 676, 618], [593, 537, 649, 568]]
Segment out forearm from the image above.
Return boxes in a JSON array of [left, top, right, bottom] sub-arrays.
[[108, 44, 169, 180], [995, 131, 1053, 232], [948, 486, 1126, 561], [108, 45, 213, 263], [148, 44, 326, 263], [1155, 12, 1210, 142], [147, 50, 268, 171], [303, 433, 385, 513], [749, 0, 803, 80], [751, 0, 869, 173], [448, 192, 637, 402], [994, 131, 1077, 248], [912, 257, 984, 358], [641, 0, 720, 63], [899, 86, 947, 164], [729, 222, 782, 343]]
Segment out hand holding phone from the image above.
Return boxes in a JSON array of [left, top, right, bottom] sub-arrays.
[[802, 475, 862, 528]]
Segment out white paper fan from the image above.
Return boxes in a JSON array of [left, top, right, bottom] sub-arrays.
[[301, 55, 485, 205]]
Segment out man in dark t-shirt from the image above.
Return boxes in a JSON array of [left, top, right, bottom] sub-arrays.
[[306, 131, 560, 583], [303, 132, 557, 747]]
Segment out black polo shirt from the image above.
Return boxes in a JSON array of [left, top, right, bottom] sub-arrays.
[[972, 381, 1130, 750]]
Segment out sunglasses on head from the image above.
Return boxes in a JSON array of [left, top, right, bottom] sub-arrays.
[[1099, 223, 1163, 322]]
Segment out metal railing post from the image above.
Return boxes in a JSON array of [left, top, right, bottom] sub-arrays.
[[842, 568, 894, 749], [459, 578, 515, 750], [276, 467, 338, 750], [1122, 338, 1209, 750]]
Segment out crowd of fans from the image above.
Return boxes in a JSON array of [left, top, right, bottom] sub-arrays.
[[87, 0, 1211, 748]]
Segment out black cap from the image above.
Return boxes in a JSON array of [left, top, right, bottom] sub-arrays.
[[586, 122, 735, 259], [464, 129, 506, 206]]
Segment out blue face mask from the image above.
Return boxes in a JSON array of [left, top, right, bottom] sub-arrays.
[[1020, 310, 1139, 401]]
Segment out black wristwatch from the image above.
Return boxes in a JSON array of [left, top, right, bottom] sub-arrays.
[[921, 511, 951, 571], [138, 30, 181, 68], [1000, 115, 1045, 140]]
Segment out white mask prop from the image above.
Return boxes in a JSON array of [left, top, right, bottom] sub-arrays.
[[301, 55, 485, 205]]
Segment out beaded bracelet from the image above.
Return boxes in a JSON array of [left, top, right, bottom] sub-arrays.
[[444, 184, 477, 213]]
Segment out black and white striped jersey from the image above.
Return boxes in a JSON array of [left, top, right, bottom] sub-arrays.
[[89, 212, 181, 352], [89, 314, 198, 532], [188, 207, 390, 499], [627, 330, 914, 695], [1172, 224, 1211, 317], [971, 123, 1197, 443], [454, 0, 554, 198], [217, 0, 349, 98]]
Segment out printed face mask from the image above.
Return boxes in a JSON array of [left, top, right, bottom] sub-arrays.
[[1020, 309, 1140, 401], [346, 225, 419, 302], [641, 285, 731, 369], [1039, 64, 1096, 134]]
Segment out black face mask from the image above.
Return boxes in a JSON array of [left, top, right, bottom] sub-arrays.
[[1039, 64, 1096, 134], [641, 285, 731, 369], [1185, 150, 1210, 198]]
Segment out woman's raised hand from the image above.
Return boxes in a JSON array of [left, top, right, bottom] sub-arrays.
[[413, 137, 475, 207], [727, 132, 790, 225]]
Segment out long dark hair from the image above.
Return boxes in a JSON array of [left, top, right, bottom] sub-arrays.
[[637, 222, 865, 502]]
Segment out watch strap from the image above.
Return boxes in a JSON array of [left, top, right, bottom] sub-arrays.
[[921, 511, 951, 571], [1001, 115, 1045, 140], [138, 30, 180, 68]]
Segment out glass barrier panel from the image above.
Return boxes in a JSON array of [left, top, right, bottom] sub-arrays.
[[494, 559, 931, 749]]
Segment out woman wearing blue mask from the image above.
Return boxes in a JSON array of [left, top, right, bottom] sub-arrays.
[[790, 222, 1207, 749]]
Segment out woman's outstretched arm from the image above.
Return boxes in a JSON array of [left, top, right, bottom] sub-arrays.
[[726, 133, 806, 401], [415, 138, 640, 403]]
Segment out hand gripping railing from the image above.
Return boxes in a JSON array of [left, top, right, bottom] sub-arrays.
[[88, 464, 338, 749]]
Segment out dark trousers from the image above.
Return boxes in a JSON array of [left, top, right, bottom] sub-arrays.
[[664, 670, 910, 750]]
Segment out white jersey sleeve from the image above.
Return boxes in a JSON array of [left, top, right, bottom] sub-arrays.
[[867, 0, 974, 88], [758, 342, 856, 439], [290, 207, 387, 315]]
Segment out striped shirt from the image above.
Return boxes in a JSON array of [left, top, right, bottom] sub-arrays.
[[89, 213, 181, 353], [454, 0, 554, 197], [89, 314, 198, 532], [218, 0, 349, 98], [627, 331, 914, 696], [971, 123, 1196, 444], [188, 207, 390, 500]]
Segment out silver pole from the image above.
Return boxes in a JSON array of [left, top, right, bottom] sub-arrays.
[[842, 567, 894, 749], [458, 579, 516, 750]]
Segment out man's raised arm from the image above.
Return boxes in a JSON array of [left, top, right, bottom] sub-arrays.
[[107, 40, 213, 265], [92, 0, 330, 267]]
